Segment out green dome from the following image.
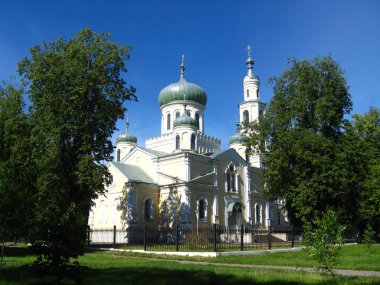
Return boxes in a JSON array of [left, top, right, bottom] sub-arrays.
[[116, 132, 137, 143], [229, 133, 248, 145], [173, 113, 198, 128], [116, 126, 137, 144], [158, 77, 207, 107]]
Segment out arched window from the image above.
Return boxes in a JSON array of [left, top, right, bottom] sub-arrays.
[[246, 89, 249, 97], [195, 113, 200, 127], [198, 198, 207, 220], [186, 110, 191, 116], [144, 198, 153, 222], [175, 135, 180, 150], [226, 164, 236, 192], [226, 172, 231, 191], [117, 149, 120, 162], [243, 110, 249, 122], [256, 204, 261, 223], [175, 111, 180, 118], [256, 88, 259, 98], [259, 109, 264, 123], [190, 133, 196, 150], [167, 113, 171, 130]]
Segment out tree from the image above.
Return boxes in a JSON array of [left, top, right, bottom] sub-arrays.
[[243, 56, 352, 228], [18, 28, 136, 267], [350, 107, 380, 236], [303, 209, 345, 274], [0, 82, 34, 267]]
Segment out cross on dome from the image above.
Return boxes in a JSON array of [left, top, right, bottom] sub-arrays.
[[246, 44, 253, 58]]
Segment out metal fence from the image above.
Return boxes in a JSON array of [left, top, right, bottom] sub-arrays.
[[88, 225, 302, 252]]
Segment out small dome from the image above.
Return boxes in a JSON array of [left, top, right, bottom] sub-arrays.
[[173, 112, 198, 128], [116, 131, 137, 144], [229, 133, 249, 145], [116, 121, 137, 144]]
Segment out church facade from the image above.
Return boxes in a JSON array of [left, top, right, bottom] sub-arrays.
[[89, 49, 289, 233]]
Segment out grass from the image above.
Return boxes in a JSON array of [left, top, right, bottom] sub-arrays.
[[0, 245, 379, 284]]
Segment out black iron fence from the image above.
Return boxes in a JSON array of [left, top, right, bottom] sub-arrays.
[[88, 224, 303, 252]]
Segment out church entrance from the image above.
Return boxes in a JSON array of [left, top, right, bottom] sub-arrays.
[[227, 202, 242, 228]]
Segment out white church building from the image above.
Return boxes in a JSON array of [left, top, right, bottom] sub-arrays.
[[89, 48, 288, 232]]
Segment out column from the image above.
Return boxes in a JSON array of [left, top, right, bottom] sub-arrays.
[[244, 166, 252, 224], [213, 162, 219, 224]]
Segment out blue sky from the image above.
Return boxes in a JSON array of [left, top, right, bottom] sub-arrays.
[[1, 0, 379, 149]]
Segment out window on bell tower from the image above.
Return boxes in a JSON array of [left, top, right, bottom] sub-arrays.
[[167, 113, 171, 130], [243, 110, 249, 122], [246, 89, 249, 97]]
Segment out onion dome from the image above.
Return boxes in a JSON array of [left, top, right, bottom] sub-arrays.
[[158, 59, 207, 107], [173, 112, 198, 128], [116, 121, 137, 144], [229, 133, 249, 145]]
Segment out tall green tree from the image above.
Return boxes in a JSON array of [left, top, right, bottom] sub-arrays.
[[0, 82, 34, 263], [350, 107, 380, 235], [18, 28, 136, 266], [243, 56, 352, 228]]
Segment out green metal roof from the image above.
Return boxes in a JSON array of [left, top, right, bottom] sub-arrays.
[[158, 78, 207, 107], [229, 133, 249, 145], [173, 113, 198, 128], [116, 131, 137, 144], [111, 162, 154, 184]]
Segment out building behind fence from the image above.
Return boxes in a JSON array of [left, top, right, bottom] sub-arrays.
[[89, 224, 302, 252]]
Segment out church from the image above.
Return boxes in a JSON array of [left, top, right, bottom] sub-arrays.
[[88, 47, 288, 233]]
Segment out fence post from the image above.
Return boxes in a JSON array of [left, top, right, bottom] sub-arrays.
[[176, 225, 179, 252], [213, 224, 217, 252], [113, 225, 116, 249], [240, 225, 244, 251], [291, 225, 295, 248], [144, 226, 147, 251]]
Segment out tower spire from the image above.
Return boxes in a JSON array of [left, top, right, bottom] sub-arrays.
[[180, 54, 185, 79], [126, 113, 129, 132], [246, 45, 254, 78]]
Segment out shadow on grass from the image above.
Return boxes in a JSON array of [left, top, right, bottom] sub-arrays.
[[0, 265, 357, 285]]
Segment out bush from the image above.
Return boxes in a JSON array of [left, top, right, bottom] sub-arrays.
[[303, 209, 345, 274]]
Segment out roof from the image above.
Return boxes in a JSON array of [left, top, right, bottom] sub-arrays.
[[158, 77, 207, 107], [138, 147, 167, 157], [110, 161, 155, 184]]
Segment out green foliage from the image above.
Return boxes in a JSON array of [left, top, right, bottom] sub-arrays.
[[243, 56, 355, 227], [363, 224, 375, 248], [303, 209, 345, 274], [351, 108, 380, 236], [17, 27, 136, 267], [0, 82, 34, 243]]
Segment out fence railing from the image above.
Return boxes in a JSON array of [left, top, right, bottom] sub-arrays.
[[88, 224, 303, 252]]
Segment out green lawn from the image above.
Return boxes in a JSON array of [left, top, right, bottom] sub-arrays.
[[0, 245, 379, 285]]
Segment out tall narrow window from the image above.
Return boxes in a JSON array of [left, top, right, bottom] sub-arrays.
[[256, 204, 261, 223], [226, 173, 231, 191], [246, 89, 249, 97], [256, 88, 259, 98], [243, 110, 249, 122], [117, 149, 120, 161], [195, 113, 200, 127], [167, 114, 171, 130], [175, 135, 180, 150], [144, 199, 152, 222], [198, 199, 205, 220], [191, 133, 196, 150]]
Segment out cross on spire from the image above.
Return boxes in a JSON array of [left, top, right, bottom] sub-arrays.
[[246, 44, 253, 58], [180, 54, 185, 79]]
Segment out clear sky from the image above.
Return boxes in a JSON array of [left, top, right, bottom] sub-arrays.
[[1, 0, 379, 149]]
